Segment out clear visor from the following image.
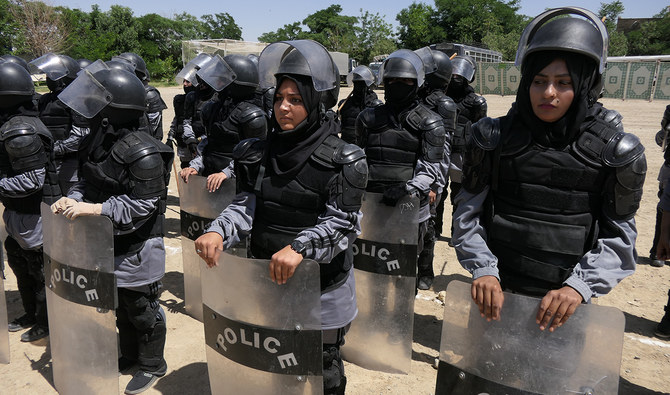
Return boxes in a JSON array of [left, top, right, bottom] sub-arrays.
[[57, 70, 112, 118], [195, 54, 236, 92], [77, 59, 109, 76], [452, 58, 476, 82], [176, 53, 214, 86], [347, 65, 376, 87], [379, 49, 425, 87], [111, 55, 135, 70], [414, 47, 437, 75], [29, 53, 68, 81], [258, 40, 338, 92], [514, 6, 608, 73]]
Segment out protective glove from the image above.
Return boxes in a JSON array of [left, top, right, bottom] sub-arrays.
[[50, 197, 78, 214], [166, 129, 176, 150], [382, 184, 409, 207], [62, 202, 102, 220]]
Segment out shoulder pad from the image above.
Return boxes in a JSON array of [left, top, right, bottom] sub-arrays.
[[1, 116, 51, 141], [233, 102, 267, 124], [369, 99, 383, 108], [333, 142, 365, 165], [405, 104, 442, 132], [111, 132, 161, 165], [232, 138, 265, 164], [595, 107, 624, 133], [311, 134, 342, 168], [470, 117, 500, 151], [145, 86, 167, 112], [603, 132, 645, 167], [464, 92, 485, 107], [356, 106, 380, 129]]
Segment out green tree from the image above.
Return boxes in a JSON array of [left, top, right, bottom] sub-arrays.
[[301, 5, 357, 52], [258, 22, 304, 43], [396, 2, 442, 49], [97, 5, 140, 55], [355, 10, 396, 65], [10, 0, 70, 57], [201, 12, 242, 40], [0, 0, 22, 53], [599, 1, 628, 56]]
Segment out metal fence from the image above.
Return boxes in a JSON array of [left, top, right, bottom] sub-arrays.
[[472, 60, 670, 101]]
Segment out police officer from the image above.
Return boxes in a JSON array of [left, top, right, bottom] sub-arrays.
[[414, 47, 456, 290], [0, 60, 61, 342], [195, 40, 367, 394], [247, 53, 275, 118], [114, 52, 167, 141], [438, 54, 488, 241], [52, 65, 173, 394], [356, 49, 446, 289], [180, 54, 268, 192], [650, 104, 670, 267], [166, 76, 197, 168], [453, 7, 645, 332], [337, 65, 380, 144], [29, 53, 90, 193], [181, 56, 217, 161]]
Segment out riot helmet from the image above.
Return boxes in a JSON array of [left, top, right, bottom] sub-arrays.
[[224, 54, 259, 99], [259, 40, 340, 110], [77, 58, 92, 69], [195, 54, 236, 92], [451, 55, 477, 83], [380, 49, 424, 108], [113, 52, 149, 82], [346, 65, 376, 88], [175, 53, 213, 87], [246, 54, 259, 68], [515, 7, 608, 103], [0, 61, 35, 108], [106, 59, 137, 74], [415, 47, 452, 89], [0, 55, 30, 72], [29, 53, 80, 92], [59, 64, 146, 124]]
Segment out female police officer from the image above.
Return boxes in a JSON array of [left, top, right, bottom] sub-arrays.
[[195, 40, 367, 394], [453, 7, 645, 332]]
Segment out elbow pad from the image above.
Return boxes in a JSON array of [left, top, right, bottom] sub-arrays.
[[333, 143, 368, 211], [461, 117, 500, 193]]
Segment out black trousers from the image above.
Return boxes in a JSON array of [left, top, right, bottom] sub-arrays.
[[5, 236, 47, 326]]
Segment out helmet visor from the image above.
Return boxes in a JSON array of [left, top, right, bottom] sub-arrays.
[[259, 40, 338, 92], [195, 54, 236, 92], [347, 65, 376, 87], [58, 70, 112, 118], [379, 49, 425, 87], [29, 53, 68, 81]]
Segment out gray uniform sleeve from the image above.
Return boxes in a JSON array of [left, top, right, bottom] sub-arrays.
[[566, 215, 637, 302], [452, 185, 500, 280], [408, 156, 442, 195], [54, 125, 90, 157], [0, 168, 45, 197], [182, 118, 196, 142], [187, 155, 204, 173], [205, 191, 256, 249], [294, 196, 362, 264], [222, 161, 235, 179], [100, 194, 159, 235]]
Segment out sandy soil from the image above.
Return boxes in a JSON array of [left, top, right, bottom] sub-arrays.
[[1, 86, 669, 394]]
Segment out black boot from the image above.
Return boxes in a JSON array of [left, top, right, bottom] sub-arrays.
[[656, 289, 670, 339]]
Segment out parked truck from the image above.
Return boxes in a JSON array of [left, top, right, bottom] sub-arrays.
[[329, 51, 351, 84]]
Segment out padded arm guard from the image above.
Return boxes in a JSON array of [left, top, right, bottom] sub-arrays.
[[602, 133, 646, 220], [0, 117, 51, 173], [463, 94, 488, 122], [112, 133, 173, 199], [333, 143, 368, 211], [232, 138, 265, 193], [234, 103, 268, 140], [405, 105, 445, 162], [461, 117, 500, 193]]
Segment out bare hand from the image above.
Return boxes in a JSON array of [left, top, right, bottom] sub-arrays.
[[51, 197, 77, 214], [536, 286, 583, 332], [206, 172, 227, 192], [194, 232, 224, 268], [471, 275, 504, 321], [656, 210, 670, 260], [429, 190, 437, 205], [62, 202, 102, 219], [180, 167, 198, 183], [269, 245, 303, 285]]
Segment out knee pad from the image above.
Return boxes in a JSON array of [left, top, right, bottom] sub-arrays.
[[323, 346, 346, 395]]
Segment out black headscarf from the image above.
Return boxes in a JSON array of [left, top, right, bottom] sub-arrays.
[[514, 51, 598, 148], [268, 74, 337, 177]]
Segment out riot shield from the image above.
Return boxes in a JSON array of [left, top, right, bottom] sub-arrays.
[[0, 205, 8, 364], [179, 174, 245, 322], [202, 252, 323, 394], [41, 203, 117, 395], [435, 280, 624, 394], [341, 192, 420, 374]]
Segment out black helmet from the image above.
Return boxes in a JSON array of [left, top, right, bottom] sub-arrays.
[[114, 52, 149, 82], [451, 55, 477, 83], [30, 53, 80, 83], [415, 47, 453, 89], [106, 59, 136, 73], [77, 58, 92, 69], [347, 65, 376, 88], [0, 62, 35, 108], [246, 53, 259, 68], [515, 7, 608, 104], [0, 55, 29, 72], [273, 44, 339, 110], [94, 68, 146, 122], [379, 49, 425, 86], [224, 54, 259, 99]]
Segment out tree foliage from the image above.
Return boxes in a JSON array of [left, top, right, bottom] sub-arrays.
[[201, 13, 242, 40], [396, 3, 442, 49]]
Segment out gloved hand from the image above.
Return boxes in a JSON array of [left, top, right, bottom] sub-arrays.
[[166, 129, 176, 150], [51, 197, 78, 214], [188, 142, 198, 156], [656, 129, 667, 147], [382, 184, 409, 207], [62, 202, 102, 220]]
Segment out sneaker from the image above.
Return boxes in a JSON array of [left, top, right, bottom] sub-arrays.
[[656, 315, 670, 339], [124, 362, 167, 394], [650, 255, 666, 267], [418, 276, 433, 290], [20, 324, 49, 342], [8, 314, 36, 332]]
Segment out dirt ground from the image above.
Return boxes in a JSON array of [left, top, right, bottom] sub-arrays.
[[1, 86, 670, 394]]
